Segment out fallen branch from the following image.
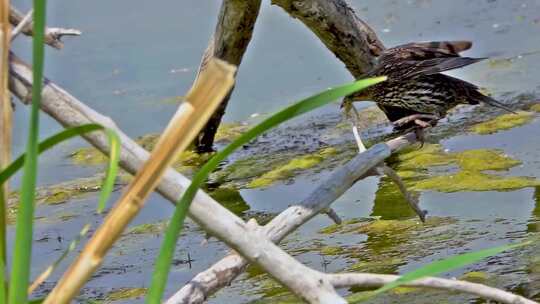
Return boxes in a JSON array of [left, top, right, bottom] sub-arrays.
[[9, 53, 348, 303], [9, 6, 80, 49], [9, 8, 31, 40], [327, 273, 537, 304]]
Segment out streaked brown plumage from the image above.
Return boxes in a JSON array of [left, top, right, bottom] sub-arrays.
[[345, 41, 514, 130]]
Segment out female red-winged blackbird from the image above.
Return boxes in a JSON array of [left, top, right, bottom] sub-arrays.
[[345, 41, 514, 130]]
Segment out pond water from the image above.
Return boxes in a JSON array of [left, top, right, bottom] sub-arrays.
[[7, 0, 540, 303]]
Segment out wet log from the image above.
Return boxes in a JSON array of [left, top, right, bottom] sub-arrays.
[[194, 0, 262, 152]]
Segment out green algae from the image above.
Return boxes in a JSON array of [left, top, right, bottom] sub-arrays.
[[210, 147, 338, 189], [213, 155, 281, 183], [471, 111, 534, 135], [320, 245, 344, 255], [372, 178, 421, 220], [70, 122, 247, 167], [356, 219, 419, 234], [412, 171, 540, 192], [43, 190, 71, 205], [529, 103, 540, 112], [348, 257, 403, 272], [70, 147, 108, 165], [208, 186, 249, 215], [392, 144, 451, 170], [214, 122, 250, 143], [249, 275, 291, 299], [246, 263, 266, 279], [126, 221, 166, 235], [356, 217, 455, 236], [136, 133, 160, 151], [247, 156, 321, 188], [455, 149, 521, 171], [392, 144, 520, 172], [392, 286, 420, 295], [39, 177, 104, 205], [386, 144, 538, 193], [460, 271, 489, 283], [105, 287, 147, 301], [70, 133, 215, 176], [318, 218, 364, 234], [6, 175, 108, 225], [247, 147, 337, 188]]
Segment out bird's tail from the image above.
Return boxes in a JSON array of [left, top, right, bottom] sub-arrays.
[[481, 95, 517, 114], [447, 74, 516, 114]]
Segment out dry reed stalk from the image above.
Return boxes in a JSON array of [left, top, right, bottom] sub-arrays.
[[0, 0, 11, 262], [43, 58, 236, 304]]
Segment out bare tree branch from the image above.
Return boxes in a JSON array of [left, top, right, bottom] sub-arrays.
[[9, 6, 80, 49], [194, 0, 262, 152], [9, 8, 31, 40], [9, 53, 348, 304], [327, 273, 537, 304], [271, 0, 385, 77]]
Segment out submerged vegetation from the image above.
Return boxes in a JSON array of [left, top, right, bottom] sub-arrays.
[[386, 144, 540, 192], [471, 111, 534, 134]]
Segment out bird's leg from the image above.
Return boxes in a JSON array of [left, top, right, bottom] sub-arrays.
[[414, 127, 426, 148]]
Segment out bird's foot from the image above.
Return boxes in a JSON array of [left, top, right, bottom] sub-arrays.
[[393, 114, 439, 129]]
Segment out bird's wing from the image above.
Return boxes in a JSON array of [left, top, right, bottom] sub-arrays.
[[399, 57, 486, 78], [392, 41, 472, 57], [371, 41, 483, 80]]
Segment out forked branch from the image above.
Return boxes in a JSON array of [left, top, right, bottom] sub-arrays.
[[9, 6, 81, 48]]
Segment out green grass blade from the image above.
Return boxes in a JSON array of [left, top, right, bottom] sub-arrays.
[[97, 129, 120, 213], [363, 241, 531, 301], [0, 122, 119, 302], [0, 124, 102, 185], [146, 76, 386, 303], [0, 252, 6, 304], [0, 124, 120, 214], [8, 0, 46, 302]]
